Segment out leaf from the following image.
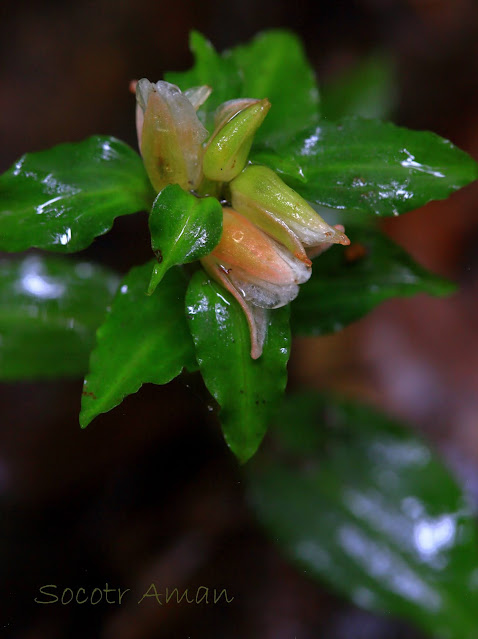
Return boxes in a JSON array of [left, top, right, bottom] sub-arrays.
[[0, 136, 154, 253], [292, 226, 455, 336], [248, 393, 478, 639], [0, 255, 118, 379], [321, 53, 397, 121], [252, 118, 478, 217], [80, 262, 196, 427], [186, 269, 290, 463], [166, 30, 320, 145], [229, 30, 320, 145], [148, 185, 223, 294], [165, 31, 242, 131]]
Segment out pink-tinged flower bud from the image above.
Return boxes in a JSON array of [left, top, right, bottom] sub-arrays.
[[201, 207, 310, 359], [135, 79, 208, 192], [202, 99, 271, 183], [229, 165, 350, 257]]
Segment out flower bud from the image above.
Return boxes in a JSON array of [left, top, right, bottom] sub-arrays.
[[202, 99, 271, 182], [135, 79, 208, 192], [201, 207, 310, 359], [229, 165, 350, 255]]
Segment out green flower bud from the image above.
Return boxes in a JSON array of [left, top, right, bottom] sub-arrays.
[[229, 165, 350, 257], [202, 98, 270, 182]]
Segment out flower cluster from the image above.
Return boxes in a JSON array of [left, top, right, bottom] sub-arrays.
[[135, 79, 349, 358]]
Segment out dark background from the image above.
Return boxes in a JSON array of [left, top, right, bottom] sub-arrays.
[[1, 0, 478, 637]]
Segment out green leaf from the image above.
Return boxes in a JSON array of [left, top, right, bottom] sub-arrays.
[[321, 54, 396, 121], [0, 255, 118, 379], [80, 262, 196, 427], [186, 269, 290, 463], [0, 136, 154, 253], [166, 31, 242, 131], [292, 226, 455, 336], [252, 118, 478, 217], [248, 393, 478, 639], [148, 185, 222, 294], [229, 30, 320, 145], [166, 30, 320, 145]]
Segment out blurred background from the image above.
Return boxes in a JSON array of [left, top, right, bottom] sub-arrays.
[[1, 0, 478, 637]]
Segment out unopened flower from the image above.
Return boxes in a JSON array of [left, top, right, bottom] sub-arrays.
[[203, 98, 271, 182], [134, 79, 349, 359], [230, 165, 349, 264], [201, 207, 310, 358], [135, 79, 209, 192]]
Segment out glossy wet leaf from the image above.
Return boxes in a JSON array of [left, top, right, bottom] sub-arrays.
[[148, 185, 223, 294], [80, 262, 196, 428], [321, 54, 396, 121], [253, 118, 478, 217], [292, 226, 455, 336], [0, 255, 118, 379], [229, 30, 320, 144], [248, 393, 478, 639], [186, 270, 290, 463], [166, 31, 241, 131], [0, 136, 154, 253]]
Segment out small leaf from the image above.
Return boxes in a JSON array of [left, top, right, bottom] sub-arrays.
[[186, 269, 290, 463], [0, 255, 118, 379], [148, 185, 223, 294], [248, 393, 478, 639], [229, 30, 320, 144], [321, 53, 397, 121], [253, 118, 478, 217], [292, 226, 455, 336], [0, 136, 154, 253], [80, 262, 196, 427], [166, 31, 242, 131]]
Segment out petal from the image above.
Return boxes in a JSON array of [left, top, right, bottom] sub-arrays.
[[306, 224, 349, 259], [184, 85, 212, 110]]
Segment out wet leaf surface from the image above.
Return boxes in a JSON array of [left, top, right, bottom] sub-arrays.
[[80, 262, 196, 427], [252, 118, 478, 217], [148, 185, 223, 294], [186, 269, 290, 463], [0, 136, 154, 253], [0, 255, 118, 379], [248, 393, 478, 639]]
